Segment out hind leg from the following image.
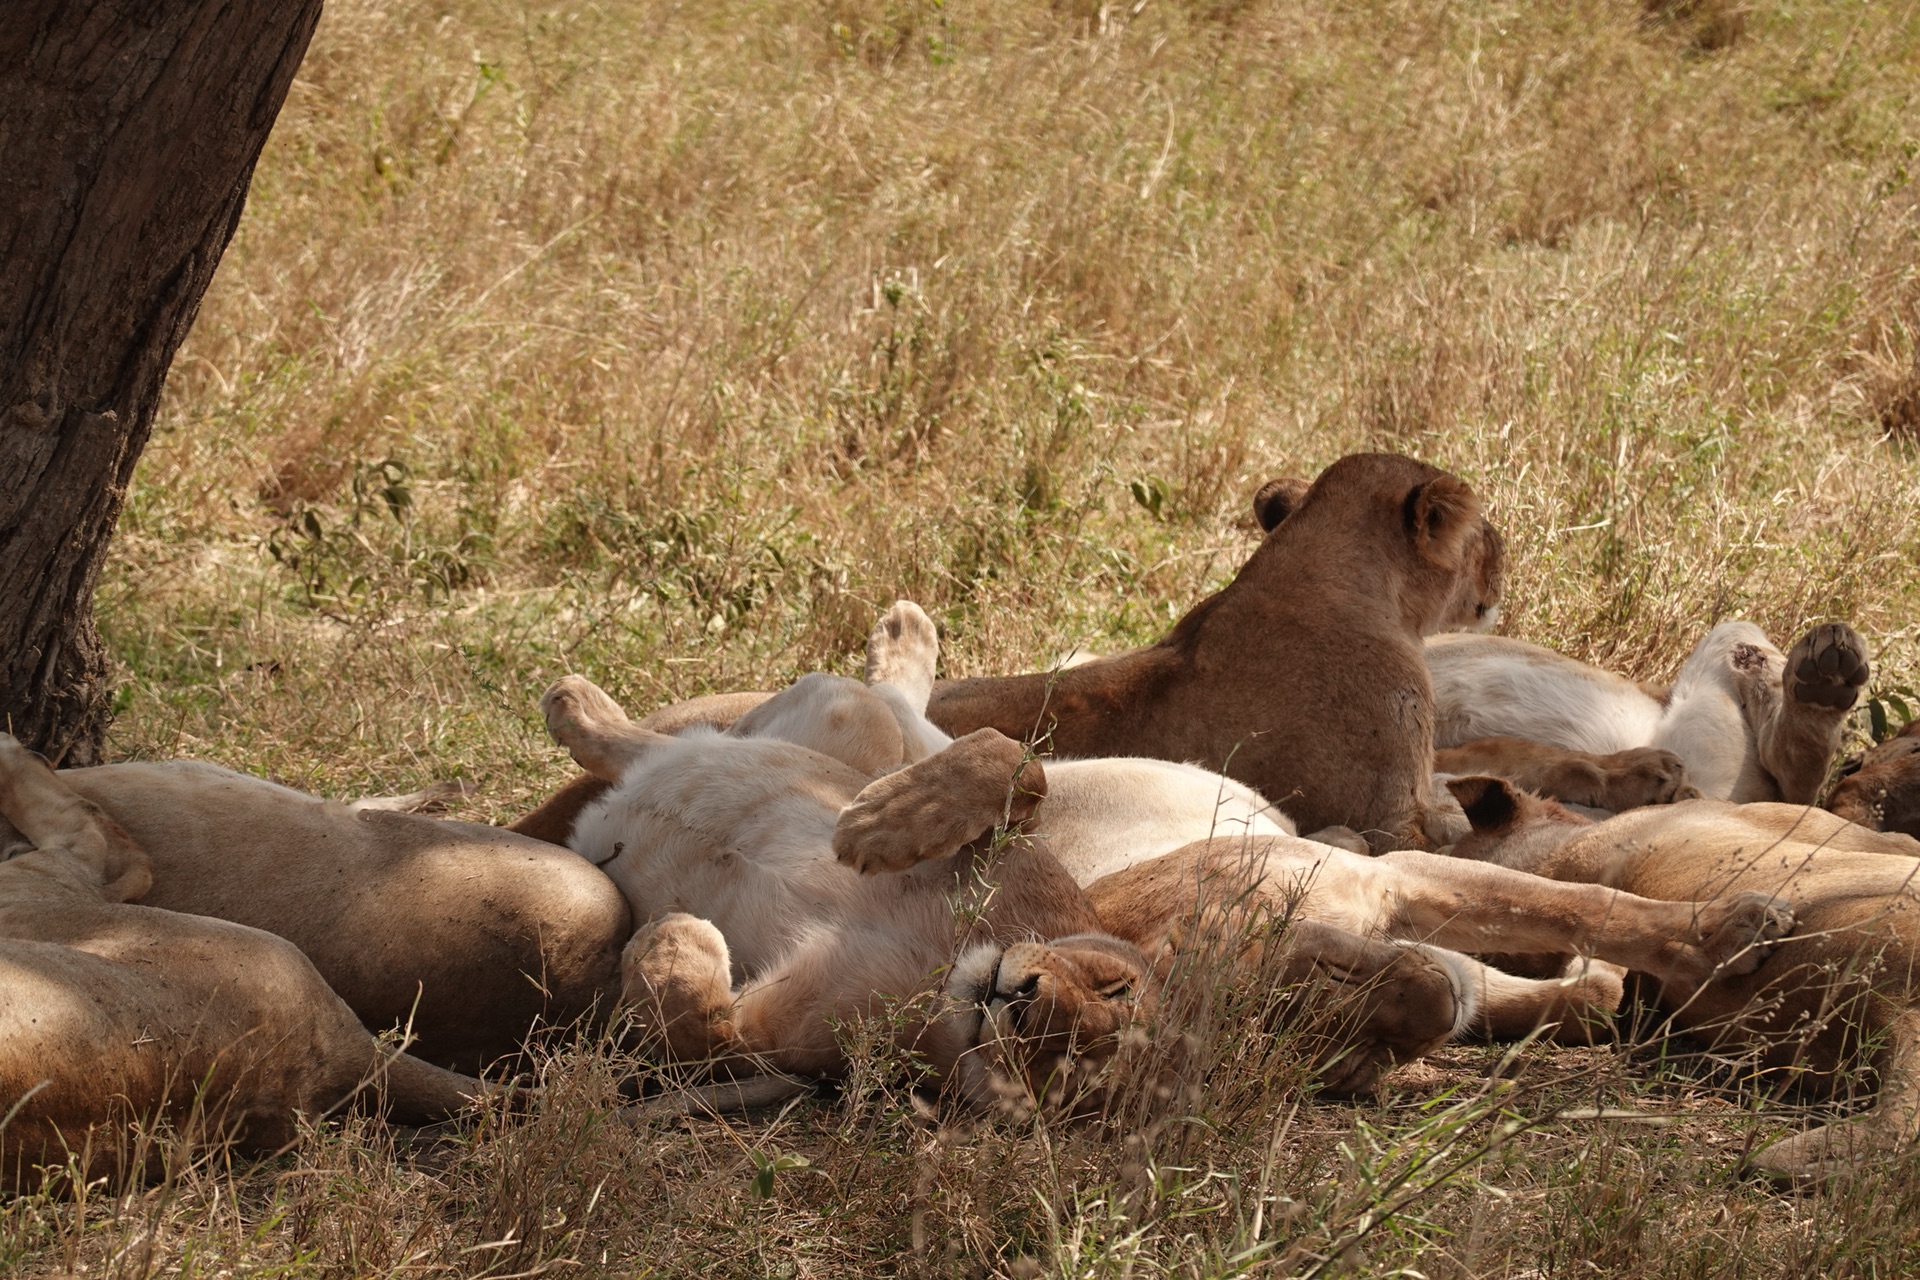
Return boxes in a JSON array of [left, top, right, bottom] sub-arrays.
[[1651, 623, 1774, 801], [1655, 622, 1868, 804], [862, 601, 954, 762], [1762, 623, 1870, 804], [722, 604, 954, 775], [723, 603, 944, 775], [541, 676, 676, 782]]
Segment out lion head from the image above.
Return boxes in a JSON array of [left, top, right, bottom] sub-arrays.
[[1249, 454, 1505, 636], [938, 933, 1149, 1110]]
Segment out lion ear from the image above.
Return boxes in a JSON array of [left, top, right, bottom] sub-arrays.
[[1404, 475, 1479, 568], [1445, 776, 1521, 833], [1251, 477, 1310, 532]]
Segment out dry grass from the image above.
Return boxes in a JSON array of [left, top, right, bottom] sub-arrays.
[[23, 0, 1920, 1272]]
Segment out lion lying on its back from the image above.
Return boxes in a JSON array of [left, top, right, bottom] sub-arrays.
[[1427, 620, 1870, 808]]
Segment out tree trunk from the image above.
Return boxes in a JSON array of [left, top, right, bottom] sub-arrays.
[[0, 1, 323, 764]]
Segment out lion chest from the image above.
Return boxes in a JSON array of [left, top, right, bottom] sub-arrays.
[[569, 738, 880, 976]]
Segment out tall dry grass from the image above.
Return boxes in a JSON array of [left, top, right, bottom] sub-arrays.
[[22, 0, 1920, 1273]]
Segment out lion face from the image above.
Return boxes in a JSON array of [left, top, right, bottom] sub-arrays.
[[942, 934, 1148, 1110], [1436, 517, 1505, 635]]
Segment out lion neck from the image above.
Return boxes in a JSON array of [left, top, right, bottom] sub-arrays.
[[1450, 807, 1592, 880]]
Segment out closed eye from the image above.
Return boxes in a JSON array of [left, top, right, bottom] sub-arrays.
[[1098, 980, 1132, 1000]]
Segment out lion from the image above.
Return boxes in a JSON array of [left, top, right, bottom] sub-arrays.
[[0, 736, 479, 1191], [0, 763, 632, 1074], [925, 453, 1504, 851], [545, 602, 1792, 1105], [1828, 718, 1920, 838], [518, 453, 1507, 855], [1443, 774, 1920, 1181], [1426, 619, 1870, 807]]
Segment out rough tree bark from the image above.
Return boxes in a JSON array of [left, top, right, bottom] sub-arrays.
[[0, 1, 323, 764]]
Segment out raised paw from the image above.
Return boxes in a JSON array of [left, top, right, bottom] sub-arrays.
[[540, 675, 644, 780], [541, 675, 632, 747], [834, 728, 1045, 875], [1785, 623, 1870, 712], [864, 600, 939, 712], [1695, 890, 1795, 978]]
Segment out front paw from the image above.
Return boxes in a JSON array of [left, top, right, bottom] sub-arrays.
[[1600, 747, 1693, 810], [834, 729, 1045, 875], [620, 913, 735, 1059], [1785, 623, 1870, 712], [1694, 891, 1795, 978]]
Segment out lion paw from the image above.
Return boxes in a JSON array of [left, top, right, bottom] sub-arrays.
[[1303, 825, 1372, 855], [541, 675, 631, 748], [540, 675, 648, 781], [1785, 623, 1870, 712], [1695, 891, 1795, 978], [835, 729, 1044, 875], [1599, 747, 1696, 810], [621, 913, 736, 1060], [864, 601, 939, 712]]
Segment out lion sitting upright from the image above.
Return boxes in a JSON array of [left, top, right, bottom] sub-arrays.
[[926, 453, 1506, 851]]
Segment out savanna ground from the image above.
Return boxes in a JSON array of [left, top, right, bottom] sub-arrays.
[[11, 0, 1920, 1273]]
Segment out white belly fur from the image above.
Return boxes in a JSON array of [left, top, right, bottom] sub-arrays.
[[571, 731, 903, 979], [1425, 633, 1664, 754], [1041, 758, 1295, 886]]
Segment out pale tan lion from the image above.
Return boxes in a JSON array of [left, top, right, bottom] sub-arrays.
[[0, 765, 632, 1074], [1445, 776, 1920, 1181], [1426, 620, 1869, 807], [0, 736, 479, 1192], [542, 603, 1791, 1105]]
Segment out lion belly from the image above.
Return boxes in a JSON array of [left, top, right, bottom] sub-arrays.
[[1426, 634, 1664, 755], [574, 733, 903, 979], [1040, 758, 1295, 885]]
